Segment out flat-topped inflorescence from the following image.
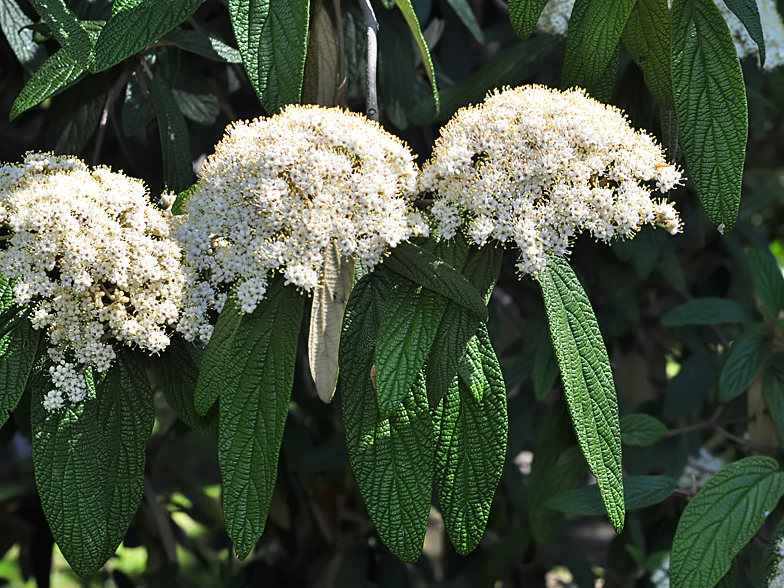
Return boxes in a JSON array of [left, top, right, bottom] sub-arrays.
[[0, 153, 184, 411], [420, 85, 683, 277], [173, 104, 426, 343]]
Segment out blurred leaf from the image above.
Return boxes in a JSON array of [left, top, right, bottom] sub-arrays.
[[763, 352, 784, 447], [760, 515, 784, 586], [122, 70, 154, 136], [49, 75, 105, 154], [92, 0, 203, 72], [662, 298, 758, 326], [539, 256, 624, 533], [444, 0, 483, 43], [663, 353, 714, 420], [229, 0, 310, 113], [0, 0, 47, 72], [508, 0, 549, 39], [164, 29, 242, 62], [620, 414, 667, 446], [547, 475, 678, 515], [723, 0, 765, 67], [532, 335, 558, 400], [10, 48, 86, 119], [718, 323, 768, 402], [394, 0, 439, 111], [301, 3, 339, 106], [434, 324, 507, 555], [479, 526, 531, 588], [29, 0, 93, 67], [172, 67, 220, 126], [747, 247, 784, 327], [151, 74, 195, 193], [671, 0, 747, 231], [377, 6, 418, 129], [670, 456, 784, 588]]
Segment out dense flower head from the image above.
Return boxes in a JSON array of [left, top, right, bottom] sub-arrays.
[[535, 0, 575, 37], [420, 85, 682, 277], [173, 104, 425, 342], [0, 153, 184, 410], [716, 0, 784, 70]]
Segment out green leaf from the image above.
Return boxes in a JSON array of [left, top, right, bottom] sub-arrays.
[[561, 0, 635, 100], [172, 68, 220, 126], [760, 515, 784, 587], [747, 247, 784, 327], [340, 272, 435, 563], [0, 0, 47, 72], [663, 353, 714, 420], [718, 324, 768, 402], [375, 272, 448, 417], [434, 324, 507, 555], [546, 475, 678, 515], [444, 0, 484, 43], [538, 256, 624, 533], [49, 74, 105, 155], [164, 29, 242, 63], [671, 0, 747, 231], [171, 182, 197, 216], [122, 70, 154, 137], [532, 336, 558, 400], [670, 456, 784, 588], [215, 277, 304, 558], [92, 0, 203, 72], [763, 352, 784, 447], [393, 0, 440, 112], [722, 0, 765, 67], [29, 0, 92, 68], [151, 74, 195, 194], [661, 297, 758, 326], [228, 0, 310, 113], [508, 0, 549, 39], [149, 335, 218, 439], [10, 48, 86, 119], [0, 307, 41, 429], [621, 0, 674, 109], [620, 414, 667, 446]]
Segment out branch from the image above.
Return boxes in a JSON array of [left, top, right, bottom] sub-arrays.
[[91, 65, 134, 166], [358, 0, 379, 120]]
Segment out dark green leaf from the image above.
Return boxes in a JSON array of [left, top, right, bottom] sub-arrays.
[[620, 414, 667, 446], [718, 324, 768, 402], [0, 306, 40, 429], [340, 272, 435, 563], [546, 475, 678, 515], [49, 75, 105, 155], [671, 0, 747, 231], [151, 74, 195, 193], [172, 67, 220, 126], [29, 0, 92, 67], [747, 247, 784, 327], [661, 298, 758, 325], [763, 352, 784, 447], [228, 0, 310, 113], [662, 353, 714, 420], [508, 0, 549, 39], [0, 0, 47, 72], [532, 336, 558, 400], [538, 256, 625, 533], [444, 0, 484, 43], [122, 70, 154, 137], [670, 456, 784, 588], [760, 515, 784, 587], [394, 0, 439, 112], [10, 48, 86, 119], [92, 0, 203, 72], [214, 277, 305, 558], [722, 0, 765, 67], [479, 526, 531, 588], [164, 29, 242, 62]]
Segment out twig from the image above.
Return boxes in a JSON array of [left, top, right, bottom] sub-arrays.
[[91, 65, 133, 165], [358, 0, 379, 120], [333, 0, 347, 106], [713, 425, 780, 455], [664, 406, 723, 438]]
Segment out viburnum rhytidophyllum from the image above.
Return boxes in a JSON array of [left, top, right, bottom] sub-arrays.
[[0, 153, 184, 411], [173, 104, 427, 343], [419, 85, 683, 277]]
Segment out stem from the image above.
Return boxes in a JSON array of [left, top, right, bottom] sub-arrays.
[[358, 0, 379, 120], [91, 65, 133, 166], [713, 425, 780, 455], [333, 0, 347, 106]]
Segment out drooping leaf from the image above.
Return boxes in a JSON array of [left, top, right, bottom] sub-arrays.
[[444, 0, 484, 43], [122, 70, 155, 137], [747, 247, 784, 327], [661, 297, 758, 326], [10, 48, 87, 119], [434, 324, 507, 555], [214, 277, 305, 558], [301, 3, 339, 106], [0, 306, 40, 429], [228, 0, 310, 113], [620, 414, 667, 446], [671, 0, 747, 231], [164, 29, 242, 63], [92, 0, 204, 72], [546, 476, 678, 515], [0, 0, 47, 72], [151, 74, 195, 193], [670, 456, 784, 588], [763, 352, 784, 447], [29, 0, 92, 67], [722, 0, 765, 67], [508, 0, 549, 39], [538, 255, 624, 533], [393, 0, 440, 111], [340, 272, 435, 563], [718, 323, 768, 402]]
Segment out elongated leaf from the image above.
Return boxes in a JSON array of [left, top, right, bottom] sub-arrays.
[[547, 476, 678, 515], [10, 48, 86, 119], [29, 0, 92, 67], [122, 70, 154, 137], [763, 352, 784, 447], [92, 0, 203, 72], [229, 0, 310, 113], [0, 0, 47, 72], [670, 456, 784, 588], [340, 272, 434, 563], [760, 515, 784, 587], [508, 0, 549, 39], [533, 336, 558, 400], [301, 4, 339, 106], [164, 29, 242, 63], [620, 414, 667, 446], [561, 0, 635, 99], [444, 0, 484, 43], [747, 247, 784, 326], [434, 324, 507, 555], [538, 256, 624, 533], [394, 0, 440, 111], [308, 242, 354, 403], [662, 297, 758, 325], [0, 307, 40, 428], [622, 0, 674, 109], [718, 324, 768, 402], [671, 0, 747, 231], [172, 68, 220, 126], [723, 0, 765, 67], [151, 74, 195, 194], [215, 277, 304, 558]]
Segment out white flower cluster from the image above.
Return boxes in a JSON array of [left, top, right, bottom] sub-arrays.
[[420, 85, 682, 277], [677, 447, 725, 489], [0, 153, 184, 411], [651, 556, 670, 588], [173, 104, 426, 342], [769, 536, 784, 588], [535, 0, 575, 37], [716, 0, 784, 70]]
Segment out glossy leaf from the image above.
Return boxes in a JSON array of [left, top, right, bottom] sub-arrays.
[[670, 456, 784, 588], [747, 247, 784, 326], [718, 324, 768, 402], [29, 0, 92, 68], [151, 74, 195, 194], [10, 48, 86, 119], [508, 0, 549, 39], [547, 476, 678, 515], [620, 414, 667, 446], [662, 297, 758, 325], [164, 29, 242, 63]]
